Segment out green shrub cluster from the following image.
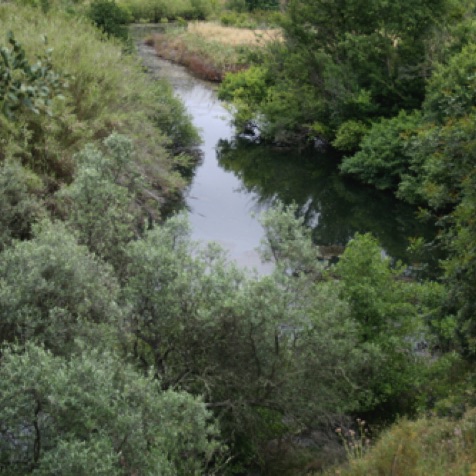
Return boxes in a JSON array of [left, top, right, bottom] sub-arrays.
[[87, 0, 131, 41], [219, 9, 282, 28]]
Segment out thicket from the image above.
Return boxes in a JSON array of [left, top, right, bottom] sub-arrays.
[[0, 5, 200, 218]]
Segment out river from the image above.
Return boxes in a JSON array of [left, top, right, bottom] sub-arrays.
[[133, 26, 437, 274]]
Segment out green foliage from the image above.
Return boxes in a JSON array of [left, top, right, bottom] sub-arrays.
[[0, 220, 121, 354], [335, 233, 428, 409], [152, 79, 200, 153], [245, 0, 279, 11], [88, 0, 130, 41], [225, 0, 279, 12], [393, 43, 476, 355], [424, 43, 476, 124], [221, 0, 451, 144], [258, 201, 323, 278], [0, 5, 188, 201], [332, 120, 369, 152], [415, 351, 476, 417], [340, 111, 422, 191], [336, 234, 420, 339], [57, 134, 142, 269], [119, 0, 214, 22], [122, 206, 422, 466], [0, 343, 221, 474], [219, 65, 270, 131], [0, 31, 67, 119], [0, 160, 46, 251]]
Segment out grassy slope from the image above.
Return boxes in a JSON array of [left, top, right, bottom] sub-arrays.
[[321, 410, 476, 476], [0, 5, 186, 210]]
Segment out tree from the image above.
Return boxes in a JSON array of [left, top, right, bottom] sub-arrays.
[[0, 343, 221, 475], [123, 208, 401, 467], [220, 0, 451, 145], [0, 220, 121, 354], [88, 0, 130, 42], [335, 233, 430, 410]]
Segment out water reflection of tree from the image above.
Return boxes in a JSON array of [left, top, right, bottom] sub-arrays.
[[216, 138, 437, 262]]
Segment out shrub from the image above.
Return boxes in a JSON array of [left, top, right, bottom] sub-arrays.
[[88, 0, 130, 41], [0, 31, 68, 119], [0, 161, 46, 251], [0, 220, 122, 354]]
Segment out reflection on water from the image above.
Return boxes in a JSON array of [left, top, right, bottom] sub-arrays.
[[133, 26, 438, 272], [217, 139, 438, 265]]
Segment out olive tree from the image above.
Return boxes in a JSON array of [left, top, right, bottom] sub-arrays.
[[0, 220, 122, 354], [0, 343, 221, 475]]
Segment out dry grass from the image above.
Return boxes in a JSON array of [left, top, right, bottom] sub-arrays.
[[187, 21, 282, 46], [147, 22, 281, 81]]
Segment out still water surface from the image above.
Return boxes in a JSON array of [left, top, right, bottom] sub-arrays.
[[135, 29, 435, 272]]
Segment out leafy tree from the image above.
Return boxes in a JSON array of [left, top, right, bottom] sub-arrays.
[[334, 233, 434, 411], [397, 43, 476, 355], [0, 220, 121, 354], [220, 0, 452, 145], [0, 343, 221, 475]]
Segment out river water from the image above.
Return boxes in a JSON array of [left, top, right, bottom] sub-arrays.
[[134, 26, 437, 273]]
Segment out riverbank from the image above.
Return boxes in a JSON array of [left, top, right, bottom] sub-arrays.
[[145, 21, 281, 81]]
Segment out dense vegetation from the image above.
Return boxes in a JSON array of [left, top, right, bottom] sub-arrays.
[[216, 0, 476, 470], [220, 0, 476, 359], [1, 0, 476, 474]]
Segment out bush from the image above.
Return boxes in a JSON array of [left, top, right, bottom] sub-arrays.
[[88, 0, 130, 41], [0, 161, 46, 251], [340, 111, 423, 191], [0, 220, 122, 354]]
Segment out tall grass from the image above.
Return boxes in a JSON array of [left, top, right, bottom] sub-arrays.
[[0, 5, 195, 207], [323, 409, 476, 476]]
